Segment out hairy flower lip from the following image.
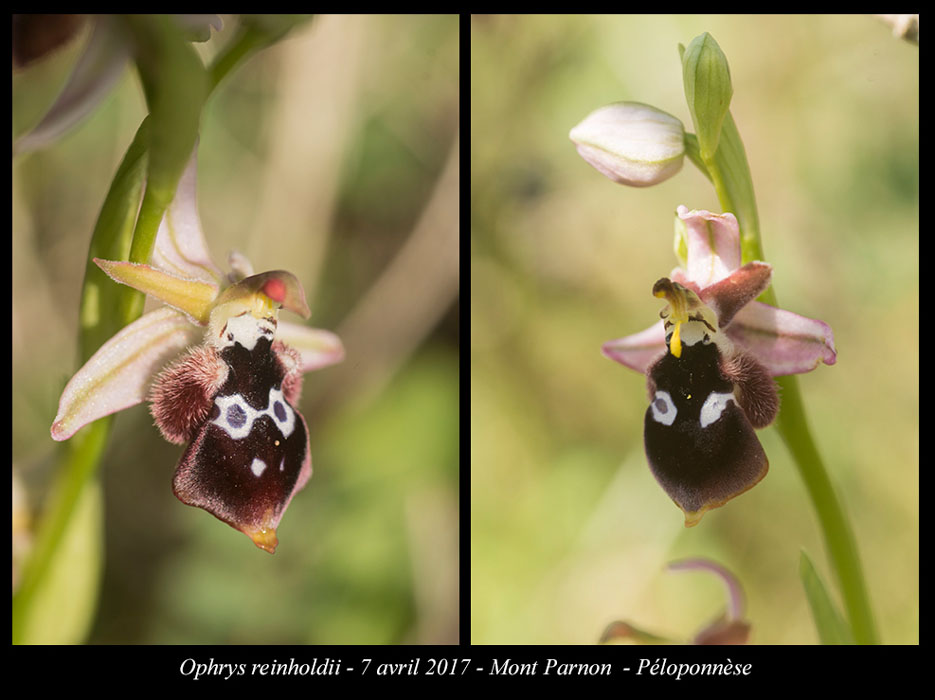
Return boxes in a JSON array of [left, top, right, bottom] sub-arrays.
[[602, 206, 837, 377]]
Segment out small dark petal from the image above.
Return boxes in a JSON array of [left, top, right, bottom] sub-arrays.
[[701, 261, 772, 328], [273, 340, 305, 406], [720, 349, 779, 428]]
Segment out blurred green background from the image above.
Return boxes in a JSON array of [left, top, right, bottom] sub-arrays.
[[471, 15, 917, 644], [13, 15, 459, 644]]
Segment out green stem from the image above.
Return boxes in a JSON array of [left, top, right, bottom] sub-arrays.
[[698, 110, 878, 645], [775, 377, 877, 644], [116, 184, 169, 323], [208, 26, 263, 92], [705, 113, 764, 265]]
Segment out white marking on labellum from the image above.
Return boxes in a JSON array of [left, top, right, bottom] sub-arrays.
[[211, 386, 297, 440], [700, 391, 736, 428], [212, 393, 256, 440], [673, 320, 709, 348], [267, 387, 296, 438], [650, 390, 677, 426], [250, 458, 267, 477], [220, 313, 276, 351]]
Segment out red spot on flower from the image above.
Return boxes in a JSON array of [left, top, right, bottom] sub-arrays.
[[262, 277, 287, 302]]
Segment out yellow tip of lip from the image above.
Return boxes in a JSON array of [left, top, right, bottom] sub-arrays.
[[683, 508, 705, 527], [245, 525, 279, 553]]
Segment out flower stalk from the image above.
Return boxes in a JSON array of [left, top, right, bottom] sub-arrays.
[[679, 33, 877, 644]]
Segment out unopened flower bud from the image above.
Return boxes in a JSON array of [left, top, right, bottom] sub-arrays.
[[570, 102, 685, 187], [681, 32, 733, 159]]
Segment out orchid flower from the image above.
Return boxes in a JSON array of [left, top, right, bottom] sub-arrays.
[[50, 152, 344, 552], [604, 206, 836, 376], [604, 206, 836, 524], [600, 559, 751, 645]]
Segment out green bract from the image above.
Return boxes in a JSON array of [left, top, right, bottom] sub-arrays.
[[681, 33, 733, 160]]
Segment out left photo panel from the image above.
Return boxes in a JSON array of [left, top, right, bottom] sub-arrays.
[[13, 14, 460, 645]]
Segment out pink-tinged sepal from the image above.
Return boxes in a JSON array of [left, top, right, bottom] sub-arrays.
[[726, 302, 837, 376], [675, 206, 741, 287], [669, 559, 751, 645], [151, 148, 225, 285], [601, 558, 751, 645], [276, 322, 345, 373], [51, 307, 200, 441], [601, 320, 667, 375]]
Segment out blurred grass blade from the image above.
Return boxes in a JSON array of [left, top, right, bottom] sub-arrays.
[[16, 478, 103, 644], [208, 15, 315, 92], [14, 119, 150, 645], [240, 14, 315, 43], [800, 550, 855, 645], [13, 15, 131, 156], [13, 424, 108, 644]]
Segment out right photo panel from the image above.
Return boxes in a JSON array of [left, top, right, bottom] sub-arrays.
[[470, 14, 918, 645]]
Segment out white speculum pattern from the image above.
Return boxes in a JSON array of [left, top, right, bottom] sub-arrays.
[[699, 391, 735, 428], [220, 313, 276, 351], [212, 386, 296, 441], [650, 390, 677, 426], [673, 320, 709, 347]]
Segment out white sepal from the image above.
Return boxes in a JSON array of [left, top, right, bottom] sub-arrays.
[[276, 321, 345, 373], [51, 307, 200, 441]]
